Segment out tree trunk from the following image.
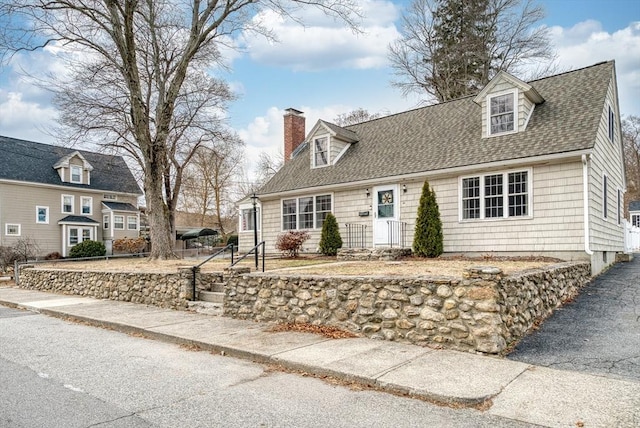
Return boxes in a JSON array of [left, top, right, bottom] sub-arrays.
[[145, 163, 176, 259]]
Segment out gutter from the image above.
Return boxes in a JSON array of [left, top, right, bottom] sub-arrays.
[[582, 154, 594, 255]]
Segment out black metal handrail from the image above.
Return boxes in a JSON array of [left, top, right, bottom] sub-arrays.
[[191, 244, 235, 301], [345, 223, 368, 248], [230, 241, 265, 272], [387, 220, 407, 248]]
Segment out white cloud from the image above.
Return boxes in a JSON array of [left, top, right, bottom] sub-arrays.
[[0, 91, 58, 142], [549, 20, 640, 116], [240, 1, 401, 71]]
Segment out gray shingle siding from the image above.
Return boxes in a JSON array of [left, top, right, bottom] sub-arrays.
[[260, 61, 613, 195], [0, 136, 142, 195]]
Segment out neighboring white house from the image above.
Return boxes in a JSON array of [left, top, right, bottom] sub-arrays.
[[240, 61, 626, 275], [0, 136, 143, 257]]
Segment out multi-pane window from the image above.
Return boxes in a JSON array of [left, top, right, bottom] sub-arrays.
[[36, 206, 49, 224], [114, 215, 124, 230], [632, 214, 640, 227], [508, 172, 528, 216], [62, 195, 74, 213], [315, 195, 332, 228], [298, 197, 314, 229], [282, 199, 297, 230], [103, 215, 109, 230], [461, 171, 529, 220], [240, 208, 260, 231], [282, 195, 332, 230], [69, 228, 78, 245], [128, 216, 138, 230], [462, 177, 480, 219], [314, 137, 328, 167], [71, 165, 82, 183], [82, 229, 91, 241], [489, 93, 515, 135], [81, 197, 92, 215], [5, 224, 20, 236], [484, 174, 503, 218]]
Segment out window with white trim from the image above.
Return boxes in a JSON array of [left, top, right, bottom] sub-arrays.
[[103, 215, 109, 230], [282, 195, 332, 230], [461, 171, 529, 220], [632, 214, 640, 227], [240, 208, 260, 232], [489, 92, 515, 135], [608, 106, 615, 142], [36, 206, 49, 224], [5, 223, 20, 236], [62, 195, 74, 214], [603, 174, 608, 219], [81, 196, 92, 215], [313, 137, 328, 167], [127, 216, 138, 230], [71, 165, 82, 183], [69, 228, 78, 245], [114, 215, 124, 230]]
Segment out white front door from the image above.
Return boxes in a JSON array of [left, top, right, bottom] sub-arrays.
[[373, 185, 399, 246]]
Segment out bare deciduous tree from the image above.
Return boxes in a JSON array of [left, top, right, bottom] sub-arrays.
[[623, 115, 640, 216], [180, 138, 244, 240], [333, 108, 381, 126], [389, 0, 556, 103], [0, 0, 360, 259]]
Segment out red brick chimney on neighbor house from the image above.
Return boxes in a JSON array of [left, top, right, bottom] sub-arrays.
[[283, 108, 305, 162]]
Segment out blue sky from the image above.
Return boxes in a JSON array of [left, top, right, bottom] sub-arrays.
[[1, 0, 639, 178]]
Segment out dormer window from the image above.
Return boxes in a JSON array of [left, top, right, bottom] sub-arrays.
[[71, 165, 82, 183], [314, 137, 328, 167], [489, 92, 515, 135]]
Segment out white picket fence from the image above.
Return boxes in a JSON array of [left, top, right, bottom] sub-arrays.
[[624, 220, 640, 253]]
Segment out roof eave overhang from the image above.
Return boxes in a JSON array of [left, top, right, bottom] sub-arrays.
[[257, 148, 593, 200]]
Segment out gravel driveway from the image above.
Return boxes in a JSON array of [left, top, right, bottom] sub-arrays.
[[508, 255, 640, 382]]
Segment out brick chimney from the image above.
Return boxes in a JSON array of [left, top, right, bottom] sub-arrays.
[[283, 108, 305, 162]]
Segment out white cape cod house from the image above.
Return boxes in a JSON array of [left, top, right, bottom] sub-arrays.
[[239, 61, 626, 274], [0, 137, 143, 257]]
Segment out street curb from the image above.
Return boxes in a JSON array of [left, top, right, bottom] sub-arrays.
[[2, 299, 494, 408]]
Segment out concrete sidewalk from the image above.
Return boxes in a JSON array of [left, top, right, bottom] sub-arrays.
[[1, 286, 638, 428]]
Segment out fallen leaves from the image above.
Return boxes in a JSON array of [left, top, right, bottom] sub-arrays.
[[266, 322, 357, 339]]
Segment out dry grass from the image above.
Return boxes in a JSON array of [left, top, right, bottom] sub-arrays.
[[32, 254, 558, 278]]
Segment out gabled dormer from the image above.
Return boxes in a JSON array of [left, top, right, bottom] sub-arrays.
[[53, 151, 94, 185], [307, 120, 358, 168], [474, 71, 545, 138]]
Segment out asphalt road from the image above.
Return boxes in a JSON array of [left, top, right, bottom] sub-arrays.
[[0, 306, 536, 428], [508, 256, 640, 382]]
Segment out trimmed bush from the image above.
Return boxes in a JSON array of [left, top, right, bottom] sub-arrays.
[[319, 213, 342, 256], [413, 180, 443, 257], [69, 240, 106, 258], [113, 237, 146, 254], [275, 231, 310, 258], [44, 252, 63, 260]]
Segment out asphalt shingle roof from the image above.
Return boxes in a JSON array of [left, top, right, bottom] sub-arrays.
[[260, 61, 614, 195], [0, 136, 142, 195], [58, 215, 100, 224], [102, 201, 138, 212]]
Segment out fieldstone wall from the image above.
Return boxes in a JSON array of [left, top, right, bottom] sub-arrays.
[[224, 262, 591, 354], [16, 266, 209, 310], [337, 248, 412, 261]]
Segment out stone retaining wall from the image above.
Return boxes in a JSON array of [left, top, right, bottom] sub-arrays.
[[224, 262, 591, 354], [16, 266, 223, 310]]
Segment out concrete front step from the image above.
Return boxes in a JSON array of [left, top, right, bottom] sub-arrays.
[[198, 290, 224, 304], [211, 282, 225, 293]]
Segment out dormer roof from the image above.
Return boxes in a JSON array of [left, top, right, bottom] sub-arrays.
[[473, 70, 545, 105], [53, 150, 95, 171], [307, 120, 359, 143]]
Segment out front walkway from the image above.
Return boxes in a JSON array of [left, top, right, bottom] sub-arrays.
[[508, 255, 640, 382]]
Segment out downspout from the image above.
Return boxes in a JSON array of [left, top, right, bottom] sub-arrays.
[[582, 154, 594, 255]]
